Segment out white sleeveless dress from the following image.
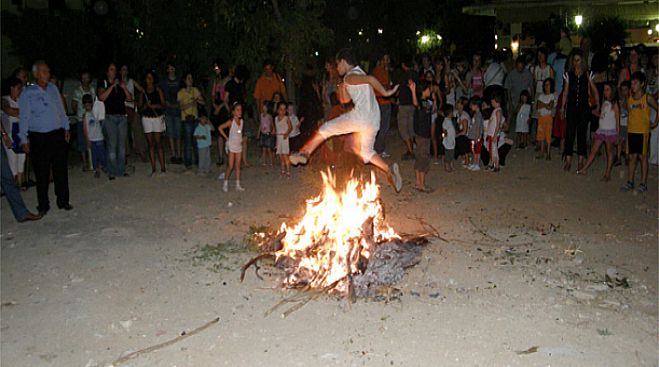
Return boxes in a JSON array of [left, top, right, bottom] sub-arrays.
[[275, 116, 290, 155]]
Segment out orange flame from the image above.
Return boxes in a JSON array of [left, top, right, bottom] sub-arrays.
[[275, 170, 399, 291]]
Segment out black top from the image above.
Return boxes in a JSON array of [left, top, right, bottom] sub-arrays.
[[142, 88, 163, 117], [395, 70, 419, 106], [567, 71, 589, 111], [225, 78, 246, 106], [101, 78, 128, 115], [413, 98, 433, 138]]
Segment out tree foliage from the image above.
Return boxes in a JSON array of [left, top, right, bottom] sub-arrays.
[[584, 17, 629, 51]]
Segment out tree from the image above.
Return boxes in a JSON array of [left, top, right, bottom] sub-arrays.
[[585, 17, 629, 52]]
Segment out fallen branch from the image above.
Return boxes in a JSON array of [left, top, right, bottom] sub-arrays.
[[240, 253, 275, 282], [110, 317, 220, 366]]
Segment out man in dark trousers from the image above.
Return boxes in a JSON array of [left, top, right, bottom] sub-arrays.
[[18, 61, 72, 215]]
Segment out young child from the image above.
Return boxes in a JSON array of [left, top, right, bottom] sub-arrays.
[[515, 90, 531, 148], [274, 101, 293, 177], [410, 80, 433, 191], [616, 81, 630, 166], [218, 103, 245, 192], [194, 116, 213, 176], [287, 103, 304, 152], [441, 104, 456, 172], [486, 90, 504, 172], [468, 97, 483, 171], [578, 82, 619, 181], [535, 78, 556, 160], [621, 72, 658, 192], [454, 97, 471, 166], [257, 103, 275, 166], [82, 94, 107, 178]]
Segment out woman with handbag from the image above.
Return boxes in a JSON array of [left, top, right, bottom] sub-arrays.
[[177, 72, 205, 169], [139, 71, 167, 176]]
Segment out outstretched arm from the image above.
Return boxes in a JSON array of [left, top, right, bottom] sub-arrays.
[[344, 74, 399, 97]]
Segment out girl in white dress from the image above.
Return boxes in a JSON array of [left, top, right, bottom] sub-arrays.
[[514, 90, 532, 148], [274, 102, 292, 177], [218, 103, 245, 192]]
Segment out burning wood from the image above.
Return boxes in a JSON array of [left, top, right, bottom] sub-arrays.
[[242, 170, 428, 312]]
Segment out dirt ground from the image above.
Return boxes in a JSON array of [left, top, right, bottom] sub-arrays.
[[1, 132, 657, 367]]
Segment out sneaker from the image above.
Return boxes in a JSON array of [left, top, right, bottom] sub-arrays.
[[391, 163, 402, 193], [289, 152, 309, 166], [94, 171, 101, 178], [380, 151, 391, 158], [236, 183, 245, 191], [222, 180, 229, 192], [433, 159, 441, 165], [620, 181, 634, 192], [636, 183, 648, 193], [470, 164, 481, 171], [217, 172, 226, 180]]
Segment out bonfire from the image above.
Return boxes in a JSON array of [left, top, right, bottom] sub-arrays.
[[242, 170, 429, 315]]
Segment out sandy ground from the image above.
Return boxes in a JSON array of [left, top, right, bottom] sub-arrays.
[[1, 132, 657, 367]]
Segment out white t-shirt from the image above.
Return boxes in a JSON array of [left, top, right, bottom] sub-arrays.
[[457, 111, 470, 135], [345, 66, 380, 126], [289, 115, 301, 137], [124, 79, 136, 109], [84, 111, 104, 142], [442, 118, 456, 150], [484, 62, 505, 87], [537, 93, 556, 117], [620, 103, 628, 127], [72, 85, 96, 120], [598, 101, 616, 131], [487, 107, 503, 137]]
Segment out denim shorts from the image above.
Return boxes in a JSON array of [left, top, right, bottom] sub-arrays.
[[165, 115, 182, 139]]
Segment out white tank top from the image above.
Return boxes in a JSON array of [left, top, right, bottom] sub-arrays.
[[345, 66, 380, 125], [598, 101, 616, 131], [227, 118, 243, 148]]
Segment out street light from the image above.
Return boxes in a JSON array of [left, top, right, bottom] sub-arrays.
[[377, 28, 383, 34], [575, 15, 583, 27], [656, 24, 659, 32]]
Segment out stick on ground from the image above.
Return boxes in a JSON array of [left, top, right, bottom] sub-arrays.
[[110, 317, 220, 366]]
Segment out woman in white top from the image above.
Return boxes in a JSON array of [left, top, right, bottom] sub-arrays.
[[218, 103, 245, 192], [578, 83, 619, 181]]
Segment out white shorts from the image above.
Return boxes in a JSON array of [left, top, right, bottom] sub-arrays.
[[142, 116, 165, 133], [4, 147, 25, 175], [318, 113, 379, 163]]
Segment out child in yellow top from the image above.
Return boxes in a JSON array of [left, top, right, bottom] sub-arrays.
[[622, 72, 658, 192]]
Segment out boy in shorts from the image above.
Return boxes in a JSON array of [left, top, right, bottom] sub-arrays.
[[441, 104, 456, 172], [289, 49, 402, 192], [622, 72, 658, 192]]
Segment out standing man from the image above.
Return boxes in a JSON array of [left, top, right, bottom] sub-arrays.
[[504, 56, 534, 135], [253, 59, 287, 114], [372, 52, 393, 158], [18, 61, 72, 215], [396, 57, 418, 160], [160, 62, 183, 164]]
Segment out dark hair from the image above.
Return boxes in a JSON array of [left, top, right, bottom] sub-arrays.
[[231, 101, 242, 112], [336, 48, 357, 65], [536, 47, 548, 59], [166, 61, 176, 69], [417, 81, 431, 92], [515, 55, 525, 65], [443, 104, 454, 116], [469, 96, 482, 107], [519, 90, 531, 103], [263, 59, 275, 67], [458, 96, 468, 106], [620, 80, 631, 89], [213, 58, 224, 68], [543, 77, 555, 93], [6, 77, 23, 90], [79, 69, 90, 79], [630, 71, 646, 84], [490, 88, 504, 104], [276, 101, 288, 112], [144, 70, 158, 84], [82, 94, 93, 105], [234, 64, 250, 82], [602, 81, 617, 102]]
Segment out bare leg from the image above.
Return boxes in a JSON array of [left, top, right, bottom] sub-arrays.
[[224, 153, 235, 181], [168, 136, 175, 159], [640, 155, 649, 185], [235, 152, 242, 182], [146, 133, 156, 173], [603, 143, 613, 180], [217, 137, 225, 164], [579, 139, 603, 174], [627, 153, 638, 183], [241, 137, 249, 167], [154, 132, 166, 171]]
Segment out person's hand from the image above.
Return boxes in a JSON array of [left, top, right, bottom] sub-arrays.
[[21, 143, 29, 154], [2, 134, 11, 148], [385, 84, 400, 97], [65, 130, 71, 143], [284, 134, 289, 139], [408, 80, 416, 91]]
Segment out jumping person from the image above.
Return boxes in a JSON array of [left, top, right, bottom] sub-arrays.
[[289, 49, 403, 192]]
